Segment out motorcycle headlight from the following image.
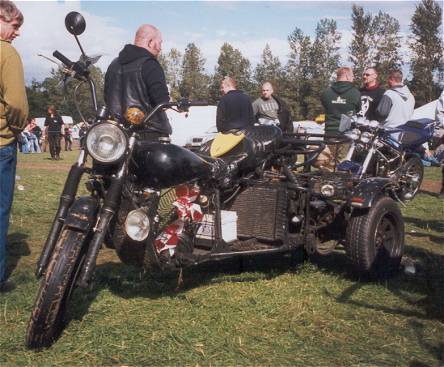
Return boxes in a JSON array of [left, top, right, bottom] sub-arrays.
[[125, 209, 150, 242], [360, 132, 372, 144], [320, 184, 335, 197], [345, 129, 360, 141], [85, 122, 127, 163]]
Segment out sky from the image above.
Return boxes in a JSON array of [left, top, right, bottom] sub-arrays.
[[13, 0, 429, 85]]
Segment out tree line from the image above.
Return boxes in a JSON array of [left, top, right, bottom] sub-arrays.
[[27, 0, 443, 123]]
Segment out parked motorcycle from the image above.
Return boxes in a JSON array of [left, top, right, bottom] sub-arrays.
[[337, 115, 435, 201], [26, 12, 406, 349]]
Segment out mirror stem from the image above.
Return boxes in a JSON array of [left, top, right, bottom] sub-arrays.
[[74, 34, 87, 58]]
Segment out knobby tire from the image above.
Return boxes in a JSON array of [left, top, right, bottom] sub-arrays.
[[26, 228, 86, 349]]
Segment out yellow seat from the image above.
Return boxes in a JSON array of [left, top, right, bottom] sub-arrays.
[[210, 131, 245, 158]]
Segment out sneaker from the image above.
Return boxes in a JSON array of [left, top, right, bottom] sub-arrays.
[[0, 280, 16, 293]]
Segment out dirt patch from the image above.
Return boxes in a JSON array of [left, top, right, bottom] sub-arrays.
[[18, 162, 72, 172], [420, 179, 442, 194]]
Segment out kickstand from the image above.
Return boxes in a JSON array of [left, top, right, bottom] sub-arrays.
[[175, 267, 184, 291]]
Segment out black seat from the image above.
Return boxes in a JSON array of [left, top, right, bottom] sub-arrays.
[[243, 125, 283, 156]]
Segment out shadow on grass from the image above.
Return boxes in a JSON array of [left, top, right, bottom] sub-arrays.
[[404, 216, 444, 238], [408, 320, 444, 366], [312, 245, 443, 322], [5, 232, 30, 279], [68, 249, 306, 323]]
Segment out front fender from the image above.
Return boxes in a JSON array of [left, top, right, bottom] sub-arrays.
[[64, 196, 99, 232], [350, 177, 391, 208]]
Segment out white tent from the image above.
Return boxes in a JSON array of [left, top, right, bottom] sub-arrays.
[[167, 106, 217, 146], [412, 100, 438, 120], [34, 115, 74, 130]]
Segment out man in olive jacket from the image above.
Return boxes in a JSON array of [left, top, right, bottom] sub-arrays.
[[321, 67, 360, 133], [0, 0, 28, 292]]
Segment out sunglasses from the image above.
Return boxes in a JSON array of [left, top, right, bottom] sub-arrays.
[[363, 73, 374, 77]]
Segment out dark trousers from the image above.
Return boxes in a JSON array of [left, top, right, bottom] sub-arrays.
[[64, 136, 72, 151], [48, 133, 61, 158]]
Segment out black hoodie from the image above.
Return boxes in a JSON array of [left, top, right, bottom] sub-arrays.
[[104, 44, 171, 135]]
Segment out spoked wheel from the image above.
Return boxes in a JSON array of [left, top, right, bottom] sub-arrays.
[[346, 197, 404, 278], [398, 156, 423, 201], [26, 228, 87, 349]]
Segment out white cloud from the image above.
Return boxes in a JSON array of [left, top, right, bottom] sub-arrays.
[[14, 1, 129, 83]]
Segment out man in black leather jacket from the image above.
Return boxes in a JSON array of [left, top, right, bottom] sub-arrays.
[[104, 24, 171, 137]]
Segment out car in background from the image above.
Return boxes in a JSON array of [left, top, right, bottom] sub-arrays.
[[185, 125, 218, 151]]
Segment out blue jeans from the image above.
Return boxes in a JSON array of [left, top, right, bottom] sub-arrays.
[[21, 133, 30, 153], [0, 142, 17, 282]]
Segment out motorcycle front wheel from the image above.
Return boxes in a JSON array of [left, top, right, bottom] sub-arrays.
[[398, 156, 424, 201], [26, 228, 87, 349]]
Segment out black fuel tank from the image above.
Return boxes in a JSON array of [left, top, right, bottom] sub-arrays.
[[132, 142, 213, 189]]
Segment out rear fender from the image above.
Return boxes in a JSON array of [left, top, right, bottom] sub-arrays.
[[64, 196, 99, 232], [350, 177, 391, 208]]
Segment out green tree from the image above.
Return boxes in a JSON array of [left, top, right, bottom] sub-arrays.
[[254, 44, 283, 87], [210, 42, 252, 103], [160, 48, 183, 100], [348, 5, 372, 81], [409, 0, 443, 105], [39, 65, 104, 122], [308, 18, 341, 118], [371, 11, 402, 79], [349, 6, 402, 86], [179, 43, 209, 100], [26, 80, 49, 118], [284, 27, 312, 119]]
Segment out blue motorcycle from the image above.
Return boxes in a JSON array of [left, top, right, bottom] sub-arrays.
[[337, 115, 435, 202]]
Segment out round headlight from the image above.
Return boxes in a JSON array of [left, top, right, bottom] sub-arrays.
[[360, 132, 372, 144], [320, 184, 335, 197], [85, 122, 127, 163], [125, 209, 150, 241]]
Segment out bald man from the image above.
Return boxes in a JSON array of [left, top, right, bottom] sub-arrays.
[[104, 24, 171, 137], [252, 81, 292, 133]]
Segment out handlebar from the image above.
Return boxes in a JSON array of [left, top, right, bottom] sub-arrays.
[[143, 99, 208, 124], [187, 100, 208, 107], [53, 50, 74, 68]]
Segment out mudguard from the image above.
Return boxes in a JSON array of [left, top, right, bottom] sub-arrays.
[[64, 196, 99, 232], [350, 177, 391, 208]]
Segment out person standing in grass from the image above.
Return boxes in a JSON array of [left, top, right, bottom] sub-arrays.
[[252, 81, 292, 133], [216, 76, 255, 133], [104, 23, 171, 140], [0, 0, 28, 292], [321, 67, 361, 134], [320, 67, 360, 168], [64, 125, 72, 151], [358, 67, 385, 121], [44, 105, 64, 160]]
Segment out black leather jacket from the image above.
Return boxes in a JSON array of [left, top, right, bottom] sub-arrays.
[[104, 44, 171, 135]]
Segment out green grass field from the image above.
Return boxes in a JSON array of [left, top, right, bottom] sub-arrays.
[[1, 151, 443, 366]]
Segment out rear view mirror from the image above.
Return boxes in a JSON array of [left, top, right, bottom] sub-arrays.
[[65, 12, 86, 36]]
